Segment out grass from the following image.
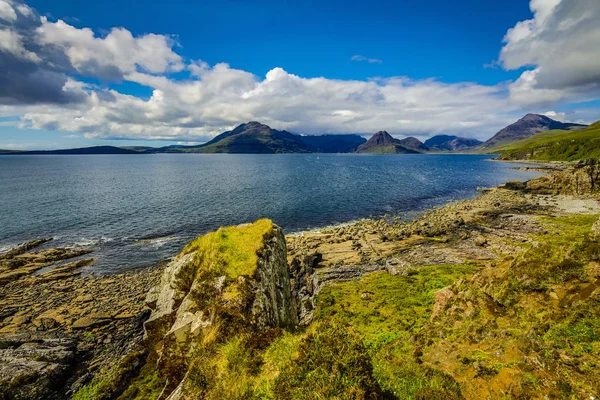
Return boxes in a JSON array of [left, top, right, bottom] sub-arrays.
[[314, 264, 478, 398], [490, 121, 600, 161], [182, 218, 274, 279], [315, 264, 479, 345]]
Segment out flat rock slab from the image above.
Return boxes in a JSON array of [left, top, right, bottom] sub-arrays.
[[71, 316, 111, 330]]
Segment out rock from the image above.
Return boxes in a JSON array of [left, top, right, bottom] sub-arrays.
[[36, 317, 59, 331], [0, 334, 76, 399], [474, 236, 488, 247], [385, 258, 415, 276], [143, 221, 296, 399], [360, 291, 374, 300], [431, 287, 454, 320], [74, 294, 93, 303], [71, 316, 110, 329], [592, 218, 600, 237], [114, 312, 136, 320]]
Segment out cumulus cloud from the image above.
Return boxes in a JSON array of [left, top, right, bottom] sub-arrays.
[[501, 0, 600, 105], [0, 0, 598, 143], [0, 1, 17, 21], [15, 67, 518, 141], [0, 0, 183, 105], [351, 55, 383, 64]]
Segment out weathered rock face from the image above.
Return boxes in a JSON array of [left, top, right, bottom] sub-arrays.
[[250, 227, 295, 329], [0, 333, 76, 399], [143, 221, 296, 399]]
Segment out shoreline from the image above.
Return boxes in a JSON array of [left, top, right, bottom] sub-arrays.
[[3, 161, 598, 398]]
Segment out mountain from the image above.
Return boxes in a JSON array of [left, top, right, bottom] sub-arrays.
[[496, 120, 600, 161], [425, 135, 483, 151], [183, 121, 311, 154], [356, 131, 420, 154], [397, 137, 429, 153], [5, 146, 139, 155], [482, 113, 587, 149], [0, 149, 23, 154], [297, 134, 366, 153]]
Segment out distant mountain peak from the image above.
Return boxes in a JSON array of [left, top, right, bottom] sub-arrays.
[[482, 113, 587, 149], [356, 131, 421, 154], [424, 135, 483, 152]]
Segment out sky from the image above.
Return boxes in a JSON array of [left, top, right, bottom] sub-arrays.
[[0, 0, 599, 150]]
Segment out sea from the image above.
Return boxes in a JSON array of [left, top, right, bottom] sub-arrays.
[[0, 153, 542, 274]]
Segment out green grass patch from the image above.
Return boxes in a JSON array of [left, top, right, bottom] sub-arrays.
[[182, 219, 274, 279], [314, 264, 478, 398], [315, 264, 479, 346], [492, 122, 600, 161]]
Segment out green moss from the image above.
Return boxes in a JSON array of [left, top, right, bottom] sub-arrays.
[[72, 350, 147, 400], [315, 264, 479, 346], [272, 323, 385, 399], [461, 350, 517, 376], [182, 219, 274, 279], [117, 364, 165, 400], [313, 264, 477, 398]]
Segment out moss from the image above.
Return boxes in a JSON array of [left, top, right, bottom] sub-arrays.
[[117, 363, 165, 400], [182, 219, 274, 279], [73, 350, 147, 400], [272, 323, 385, 399], [315, 264, 479, 346], [312, 264, 477, 398]]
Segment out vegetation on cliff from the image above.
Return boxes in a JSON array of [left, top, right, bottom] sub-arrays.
[[493, 121, 600, 161]]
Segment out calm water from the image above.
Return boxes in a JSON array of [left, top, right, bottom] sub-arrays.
[[0, 154, 541, 274]]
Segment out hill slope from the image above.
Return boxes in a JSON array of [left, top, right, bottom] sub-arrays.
[[496, 121, 600, 161], [398, 137, 429, 153], [297, 134, 366, 153], [6, 146, 139, 155], [356, 131, 420, 154], [425, 135, 483, 151], [183, 122, 310, 154], [482, 114, 587, 149]]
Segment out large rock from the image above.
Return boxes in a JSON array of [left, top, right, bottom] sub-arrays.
[[143, 220, 296, 399], [0, 333, 76, 399]]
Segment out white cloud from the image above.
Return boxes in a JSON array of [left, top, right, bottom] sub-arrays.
[[0, 0, 598, 144], [351, 55, 383, 64], [501, 0, 600, 105], [11, 66, 520, 141], [0, 0, 17, 21], [0, 28, 40, 62], [36, 17, 184, 80]]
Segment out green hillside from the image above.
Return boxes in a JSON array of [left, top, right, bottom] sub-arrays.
[[493, 121, 600, 161]]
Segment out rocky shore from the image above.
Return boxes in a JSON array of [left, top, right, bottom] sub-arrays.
[[2, 162, 600, 399]]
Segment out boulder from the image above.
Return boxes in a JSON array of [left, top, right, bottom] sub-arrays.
[[143, 220, 296, 399]]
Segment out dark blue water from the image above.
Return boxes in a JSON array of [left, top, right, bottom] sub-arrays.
[[0, 154, 541, 273]]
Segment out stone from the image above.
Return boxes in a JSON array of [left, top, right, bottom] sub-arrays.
[[431, 287, 454, 320], [474, 236, 488, 247], [74, 294, 93, 303], [71, 316, 110, 329], [36, 317, 59, 331], [144, 222, 296, 399], [592, 217, 600, 237]]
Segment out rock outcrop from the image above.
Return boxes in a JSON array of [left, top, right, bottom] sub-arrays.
[[143, 220, 295, 399]]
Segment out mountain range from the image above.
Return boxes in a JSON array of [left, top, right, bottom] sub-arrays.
[[481, 113, 587, 150], [0, 114, 589, 156], [424, 135, 483, 152], [356, 131, 421, 154]]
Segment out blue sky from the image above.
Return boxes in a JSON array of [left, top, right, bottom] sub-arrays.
[[26, 0, 530, 85], [1, 0, 599, 149]]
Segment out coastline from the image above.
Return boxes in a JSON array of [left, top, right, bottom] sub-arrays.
[[2, 161, 600, 398]]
